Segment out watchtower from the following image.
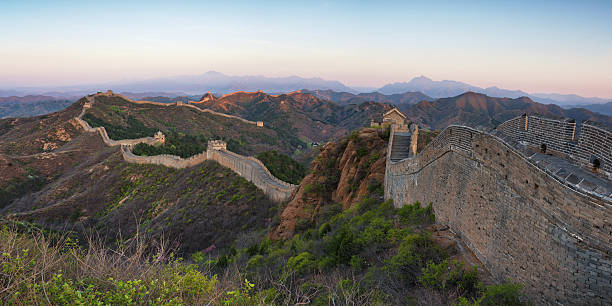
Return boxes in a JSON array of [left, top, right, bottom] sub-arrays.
[[154, 131, 165, 144], [208, 140, 227, 151]]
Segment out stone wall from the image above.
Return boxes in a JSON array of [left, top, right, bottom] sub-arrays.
[[75, 92, 292, 203], [75, 97, 160, 147], [498, 115, 612, 178], [121, 145, 208, 169], [183, 103, 262, 126], [385, 124, 612, 304], [206, 148, 297, 202], [576, 122, 612, 177], [92, 90, 263, 126]]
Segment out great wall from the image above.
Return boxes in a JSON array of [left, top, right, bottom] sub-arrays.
[[76, 91, 612, 303], [75, 91, 296, 202], [384, 110, 612, 304]]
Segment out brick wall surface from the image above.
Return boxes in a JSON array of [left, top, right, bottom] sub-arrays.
[[385, 124, 612, 304]]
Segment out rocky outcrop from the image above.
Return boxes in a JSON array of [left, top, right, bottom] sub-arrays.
[[273, 128, 387, 239]]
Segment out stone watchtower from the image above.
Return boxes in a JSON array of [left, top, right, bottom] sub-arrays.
[[154, 131, 165, 144], [208, 140, 227, 151], [383, 107, 407, 126], [385, 108, 419, 161]]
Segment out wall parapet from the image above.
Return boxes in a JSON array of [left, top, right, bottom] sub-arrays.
[[497, 114, 611, 178], [207, 146, 297, 202], [385, 117, 612, 304]]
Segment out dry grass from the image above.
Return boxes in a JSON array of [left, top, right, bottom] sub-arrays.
[[0, 223, 223, 305]]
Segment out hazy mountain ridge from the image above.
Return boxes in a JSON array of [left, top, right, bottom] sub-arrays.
[[378, 76, 609, 106], [0, 95, 75, 119], [3, 72, 609, 109], [1, 71, 356, 98], [563, 102, 612, 116], [302, 89, 433, 106], [401, 91, 612, 130]]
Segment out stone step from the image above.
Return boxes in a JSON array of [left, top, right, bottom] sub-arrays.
[[390, 134, 412, 161]]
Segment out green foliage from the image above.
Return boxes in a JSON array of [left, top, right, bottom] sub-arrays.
[[0, 225, 221, 305], [304, 182, 325, 196], [287, 252, 316, 275], [109, 105, 123, 114], [0, 168, 46, 208], [132, 132, 206, 158], [419, 260, 479, 297], [358, 217, 392, 246], [397, 201, 435, 225], [386, 232, 446, 283], [318, 222, 331, 237], [349, 255, 366, 271], [82, 114, 158, 140], [479, 283, 526, 306], [325, 225, 362, 266], [223, 278, 255, 305], [454, 282, 528, 306], [256, 150, 307, 184], [367, 181, 384, 196], [246, 255, 264, 272]]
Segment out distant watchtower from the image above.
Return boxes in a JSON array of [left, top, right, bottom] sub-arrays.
[[208, 140, 227, 151], [154, 131, 165, 144]]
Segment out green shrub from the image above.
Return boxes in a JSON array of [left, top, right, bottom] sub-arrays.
[[479, 283, 526, 306], [246, 255, 265, 272], [419, 260, 479, 297], [358, 217, 392, 246], [350, 255, 366, 271], [318, 222, 331, 237], [82, 114, 157, 140], [398, 201, 435, 225], [255, 150, 307, 184], [132, 132, 206, 158], [304, 183, 325, 196], [287, 252, 316, 275], [325, 225, 361, 266], [0, 168, 46, 207], [386, 232, 446, 283]]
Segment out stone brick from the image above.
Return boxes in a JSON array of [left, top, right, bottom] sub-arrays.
[[385, 119, 612, 305]]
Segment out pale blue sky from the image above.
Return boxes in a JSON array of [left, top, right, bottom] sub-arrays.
[[1, 0, 611, 97]]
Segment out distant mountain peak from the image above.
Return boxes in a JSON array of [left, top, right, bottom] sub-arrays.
[[411, 75, 433, 82], [199, 91, 217, 102]]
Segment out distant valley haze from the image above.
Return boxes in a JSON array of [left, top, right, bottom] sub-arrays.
[[2, 71, 610, 108]]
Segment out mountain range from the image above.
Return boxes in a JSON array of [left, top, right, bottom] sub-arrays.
[[2, 72, 610, 108], [302, 89, 433, 106], [191, 90, 392, 143], [379, 76, 610, 106], [0, 95, 75, 119], [401, 91, 612, 130]]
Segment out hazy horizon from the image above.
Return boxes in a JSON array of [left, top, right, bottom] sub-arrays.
[[1, 0, 611, 98]]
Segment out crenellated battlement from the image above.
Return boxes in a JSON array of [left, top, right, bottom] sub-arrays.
[[497, 114, 612, 178]]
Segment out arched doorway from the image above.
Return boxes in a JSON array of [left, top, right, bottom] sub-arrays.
[[540, 144, 547, 154]]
